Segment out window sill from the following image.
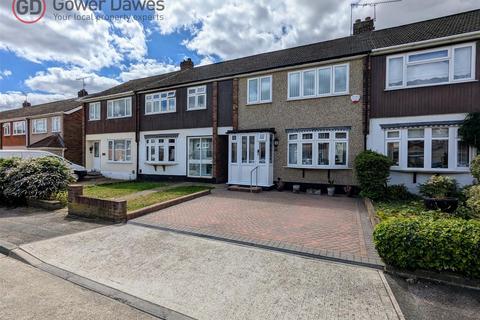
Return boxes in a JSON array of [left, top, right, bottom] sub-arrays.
[[32, 132, 47, 135], [390, 167, 471, 174], [385, 79, 478, 91], [287, 92, 350, 102], [246, 100, 272, 106], [187, 107, 208, 111], [107, 161, 133, 164], [12, 133, 26, 136], [285, 165, 350, 170], [106, 116, 132, 120], [145, 161, 178, 166], [145, 110, 176, 115], [88, 119, 101, 122]]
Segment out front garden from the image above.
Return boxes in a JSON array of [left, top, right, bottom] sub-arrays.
[[355, 150, 480, 278]]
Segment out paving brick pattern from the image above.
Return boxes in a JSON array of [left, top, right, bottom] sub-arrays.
[[133, 188, 382, 266]]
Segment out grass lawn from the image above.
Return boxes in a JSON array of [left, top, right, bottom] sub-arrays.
[[127, 185, 211, 212], [84, 181, 167, 199]]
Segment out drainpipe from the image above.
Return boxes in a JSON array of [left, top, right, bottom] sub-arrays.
[[362, 55, 371, 151], [134, 91, 140, 180]]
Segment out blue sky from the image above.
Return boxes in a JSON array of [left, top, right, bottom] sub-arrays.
[[0, 0, 478, 110]]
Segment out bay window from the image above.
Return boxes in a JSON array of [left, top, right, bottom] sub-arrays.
[[287, 130, 349, 169], [107, 97, 132, 119], [385, 130, 400, 166], [108, 140, 132, 162], [386, 43, 475, 89], [247, 76, 272, 104], [32, 118, 47, 134], [288, 63, 349, 99], [146, 91, 176, 114], [13, 121, 26, 135], [145, 137, 176, 163], [407, 129, 425, 168], [187, 86, 207, 110], [188, 137, 212, 177]]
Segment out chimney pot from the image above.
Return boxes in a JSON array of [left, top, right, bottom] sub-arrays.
[[353, 17, 375, 35], [22, 101, 31, 108], [77, 89, 88, 98], [180, 58, 194, 71]]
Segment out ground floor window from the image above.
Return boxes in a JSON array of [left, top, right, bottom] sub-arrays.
[[384, 126, 473, 171], [145, 137, 176, 163], [287, 130, 349, 168], [108, 139, 132, 162], [188, 137, 212, 177]]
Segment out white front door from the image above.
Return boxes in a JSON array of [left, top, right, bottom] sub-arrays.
[[228, 132, 274, 187], [92, 141, 101, 171]]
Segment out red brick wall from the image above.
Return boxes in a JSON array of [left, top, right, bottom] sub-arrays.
[[0, 121, 26, 148], [63, 108, 84, 165]]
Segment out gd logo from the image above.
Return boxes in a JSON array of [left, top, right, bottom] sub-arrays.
[[12, 0, 46, 24]]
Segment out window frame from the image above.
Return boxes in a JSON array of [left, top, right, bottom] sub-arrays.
[[187, 85, 207, 111], [145, 137, 176, 164], [107, 139, 132, 163], [287, 63, 350, 100], [51, 116, 61, 133], [247, 75, 272, 104], [88, 102, 101, 121], [287, 130, 349, 169], [32, 118, 47, 134], [385, 130, 401, 168], [12, 121, 26, 136], [107, 97, 132, 119], [187, 136, 213, 178], [385, 43, 476, 90], [3, 123, 10, 136], [145, 91, 176, 115]]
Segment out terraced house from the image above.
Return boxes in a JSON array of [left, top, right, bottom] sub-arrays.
[[366, 10, 480, 191], [0, 96, 85, 165]]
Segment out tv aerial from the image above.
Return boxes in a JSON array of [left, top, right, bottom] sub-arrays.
[[350, 0, 402, 35]]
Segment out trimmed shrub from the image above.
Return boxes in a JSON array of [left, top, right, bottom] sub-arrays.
[[3, 157, 74, 201], [418, 175, 458, 199], [0, 158, 20, 203], [374, 217, 480, 278], [464, 185, 480, 219], [470, 155, 480, 181], [385, 184, 415, 201], [354, 150, 392, 200]]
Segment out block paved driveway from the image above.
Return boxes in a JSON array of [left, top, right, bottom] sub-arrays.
[[132, 188, 381, 265]]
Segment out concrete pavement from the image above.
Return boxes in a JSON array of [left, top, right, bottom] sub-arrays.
[[0, 254, 156, 320], [21, 224, 403, 320]]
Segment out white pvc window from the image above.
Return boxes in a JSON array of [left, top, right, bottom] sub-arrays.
[[107, 97, 132, 119], [188, 137, 212, 177], [287, 130, 349, 168], [13, 121, 26, 135], [108, 139, 132, 162], [145, 138, 176, 163], [386, 43, 476, 89], [51, 116, 61, 133], [32, 118, 47, 134], [247, 76, 272, 104], [3, 123, 10, 136], [385, 130, 400, 167], [288, 63, 349, 99], [89, 102, 101, 121], [145, 91, 176, 114], [187, 86, 207, 110]]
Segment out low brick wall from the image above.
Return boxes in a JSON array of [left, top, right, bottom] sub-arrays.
[[67, 185, 127, 222], [364, 198, 380, 227]]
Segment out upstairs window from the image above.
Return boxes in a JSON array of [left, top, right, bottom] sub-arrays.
[[288, 63, 349, 99], [386, 43, 476, 89], [145, 91, 176, 114], [32, 118, 47, 134], [3, 123, 10, 136], [247, 76, 272, 104], [89, 102, 101, 121], [107, 97, 132, 119], [51, 116, 61, 133], [187, 86, 207, 110], [13, 121, 26, 135]]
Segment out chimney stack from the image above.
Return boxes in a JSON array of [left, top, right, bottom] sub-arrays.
[[22, 100, 31, 108], [353, 17, 375, 35], [180, 58, 194, 71], [77, 89, 88, 98]]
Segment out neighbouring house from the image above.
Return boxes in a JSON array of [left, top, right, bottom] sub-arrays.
[[366, 10, 480, 192], [0, 93, 85, 165]]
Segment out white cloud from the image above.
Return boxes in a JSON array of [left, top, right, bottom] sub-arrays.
[[157, 0, 480, 60], [25, 67, 121, 96], [119, 59, 178, 81], [0, 69, 12, 80], [0, 91, 70, 110]]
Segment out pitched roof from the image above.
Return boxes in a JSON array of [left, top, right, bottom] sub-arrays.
[[81, 9, 479, 98], [0, 98, 81, 121], [29, 134, 65, 149]]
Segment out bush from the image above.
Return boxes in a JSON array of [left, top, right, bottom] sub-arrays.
[[2, 157, 74, 202], [458, 113, 480, 150], [374, 217, 480, 278], [0, 158, 20, 203], [470, 155, 480, 181], [464, 185, 480, 219], [354, 150, 392, 200], [385, 184, 415, 201], [418, 175, 458, 199]]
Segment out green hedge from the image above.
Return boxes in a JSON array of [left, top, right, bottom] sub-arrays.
[[374, 217, 480, 278], [354, 150, 392, 200]]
